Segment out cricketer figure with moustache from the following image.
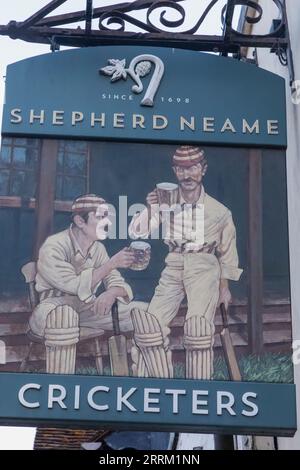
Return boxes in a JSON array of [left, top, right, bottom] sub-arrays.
[[129, 146, 243, 380], [28, 194, 141, 374]]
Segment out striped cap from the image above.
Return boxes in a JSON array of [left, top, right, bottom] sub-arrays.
[[71, 194, 106, 213], [172, 146, 208, 173]]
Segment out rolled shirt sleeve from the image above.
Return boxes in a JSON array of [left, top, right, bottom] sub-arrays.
[[216, 211, 243, 281], [106, 274, 133, 305], [36, 242, 95, 303], [99, 247, 133, 304], [36, 232, 134, 304], [77, 268, 95, 303]]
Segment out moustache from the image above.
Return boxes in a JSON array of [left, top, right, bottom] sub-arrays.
[[180, 177, 198, 183]]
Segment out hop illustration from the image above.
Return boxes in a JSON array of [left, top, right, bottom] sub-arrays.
[[99, 54, 164, 107], [135, 61, 152, 77], [100, 59, 127, 82]]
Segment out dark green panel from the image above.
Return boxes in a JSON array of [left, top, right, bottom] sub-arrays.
[[2, 46, 286, 147], [0, 208, 35, 293]]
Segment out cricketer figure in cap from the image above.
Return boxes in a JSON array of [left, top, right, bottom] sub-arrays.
[[29, 194, 142, 374], [129, 146, 243, 380]]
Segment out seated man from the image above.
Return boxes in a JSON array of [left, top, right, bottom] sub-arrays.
[[29, 194, 138, 374]]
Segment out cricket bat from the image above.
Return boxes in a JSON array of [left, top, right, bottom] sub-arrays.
[[108, 302, 130, 376], [220, 303, 242, 381]]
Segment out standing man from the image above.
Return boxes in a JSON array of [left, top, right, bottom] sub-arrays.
[[29, 194, 136, 374], [129, 146, 243, 380]]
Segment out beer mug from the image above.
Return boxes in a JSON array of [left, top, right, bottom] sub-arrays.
[[156, 182, 179, 209], [129, 241, 151, 271]]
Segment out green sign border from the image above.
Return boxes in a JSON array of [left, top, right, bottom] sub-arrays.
[[0, 373, 296, 436]]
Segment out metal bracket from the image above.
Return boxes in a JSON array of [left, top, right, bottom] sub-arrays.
[[49, 36, 60, 52], [270, 15, 295, 89], [0, 0, 294, 89]]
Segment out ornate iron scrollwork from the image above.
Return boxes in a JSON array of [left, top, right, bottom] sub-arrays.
[[0, 0, 287, 45], [0, 0, 293, 86], [98, 0, 225, 35], [97, 0, 285, 38], [229, 0, 285, 37], [98, 1, 194, 34]]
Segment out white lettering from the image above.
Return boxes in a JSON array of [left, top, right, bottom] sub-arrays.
[[117, 387, 137, 412], [180, 116, 195, 131], [71, 111, 84, 126], [7, 108, 281, 140], [267, 120, 279, 135], [203, 117, 215, 132], [221, 118, 236, 133], [113, 113, 125, 128], [242, 392, 258, 417], [144, 388, 160, 413], [87, 386, 109, 411], [74, 385, 80, 410], [10, 108, 22, 124], [165, 389, 186, 414], [91, 112, 105, 127], [243, 119, 260, 134], [217, 391, 236, 416], [18, 383, 40, 409], [29, 109, 45, 124], [52, 110, 64, 125], [133, 114, 145, 129], [48, 384, 67, 409], [153, 115, 168, 130], [192, 390, 209, 415]]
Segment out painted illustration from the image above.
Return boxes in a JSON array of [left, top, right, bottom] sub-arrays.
[[0, 138, 293, 385], [21, 194, 147, 375], [129, 146, 242, 380]]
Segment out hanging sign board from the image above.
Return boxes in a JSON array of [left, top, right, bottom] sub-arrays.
[[0, 46, 296, 436]]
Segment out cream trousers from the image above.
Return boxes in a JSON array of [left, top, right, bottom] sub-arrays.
[[149, 252, 220, 341], [131, 252, 221, 377]]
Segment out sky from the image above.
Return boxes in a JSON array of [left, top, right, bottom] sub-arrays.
[[0, 0, 240, 450]]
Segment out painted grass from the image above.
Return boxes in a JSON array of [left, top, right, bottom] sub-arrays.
[[212, 353, 293, 383], [76, 353, 293, 383]]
